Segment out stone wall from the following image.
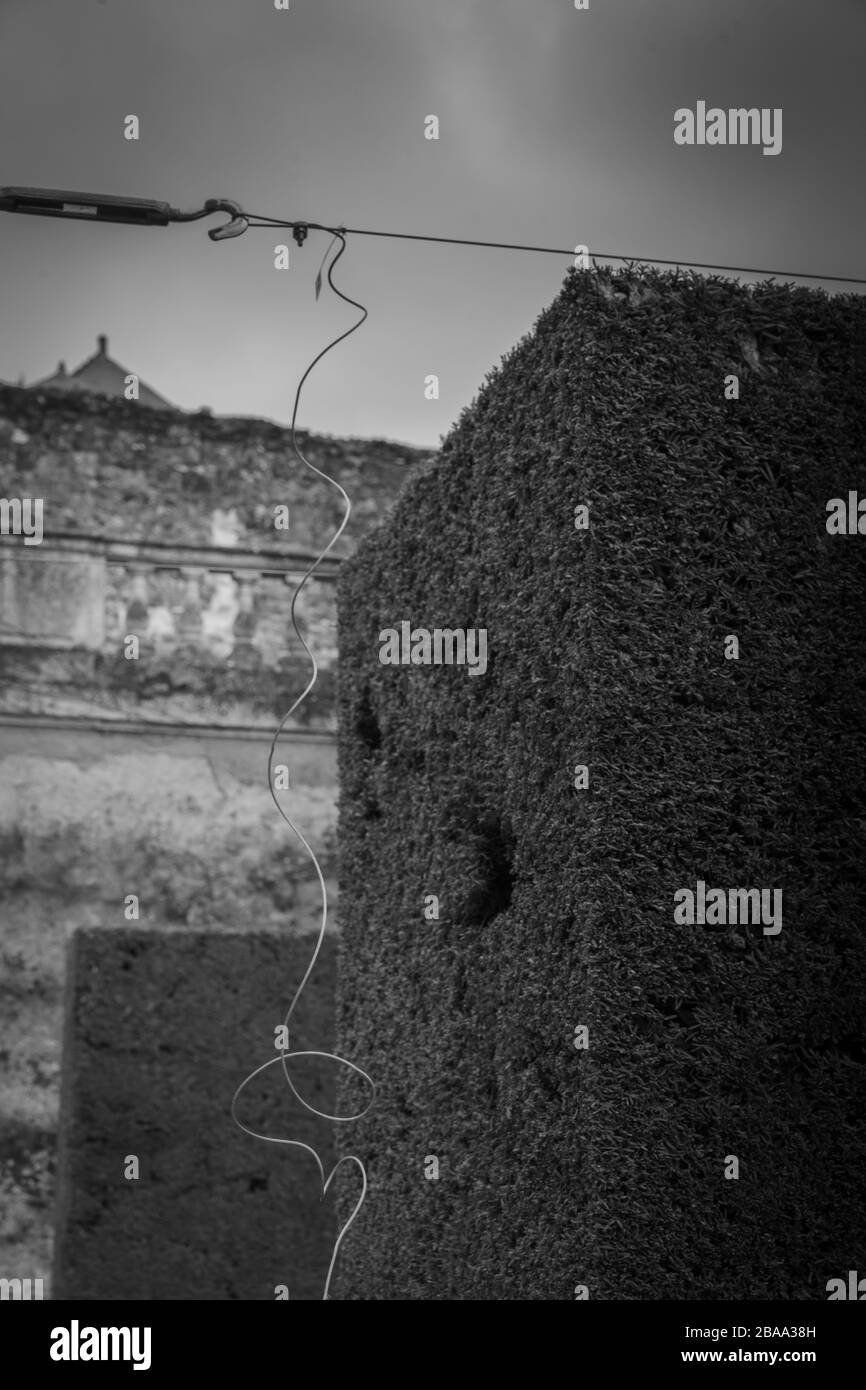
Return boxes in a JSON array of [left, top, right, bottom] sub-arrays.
[[0, 380, 431, 1294], [0, 382, 432, 730], [0, 382, 427, 551], [0, 723, 337, 1294]]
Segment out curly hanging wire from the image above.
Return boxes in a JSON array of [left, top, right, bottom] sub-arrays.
[[230, 228, 375, 1302]]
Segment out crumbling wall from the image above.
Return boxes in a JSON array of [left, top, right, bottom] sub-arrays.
[[0, 382, 431, 728], [0, 735, 336, 1294], [0, 380, 428, 1292], [0, 381, 428, 555]]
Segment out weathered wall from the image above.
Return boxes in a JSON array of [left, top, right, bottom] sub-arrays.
[[0, 724, 336, 1294], [0, 382, 432, 729], [0, 381, 426, 552], [0, 380, 429, 1293], [335, 267, 866, 1299]]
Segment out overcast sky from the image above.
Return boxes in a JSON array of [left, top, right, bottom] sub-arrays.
[[0, 0, 863, 446]]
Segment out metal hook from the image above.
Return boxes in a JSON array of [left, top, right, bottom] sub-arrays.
[[203, 198, 249, 241], [0, 186, 254, 243]]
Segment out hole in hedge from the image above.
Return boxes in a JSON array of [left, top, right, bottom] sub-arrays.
[[648, 995, 697, 1027], [814, 1034, 866, 1066], [355, 687, 381, 751], [403, 746, 426, 774], [464, 815, 515, 926], [670, 689, 703, 708]]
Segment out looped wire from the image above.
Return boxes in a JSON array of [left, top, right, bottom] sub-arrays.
[[231, 228, 373, 1301]]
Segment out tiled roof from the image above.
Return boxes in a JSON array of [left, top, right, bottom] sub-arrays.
[[31, 335, 177, 410]]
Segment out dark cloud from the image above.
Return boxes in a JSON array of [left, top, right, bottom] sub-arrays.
[[0, 0, 862, 445]]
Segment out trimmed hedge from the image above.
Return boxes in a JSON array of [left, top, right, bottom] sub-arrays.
[[54, 927, 336, 1300], [334, 267, 866, 1300]]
